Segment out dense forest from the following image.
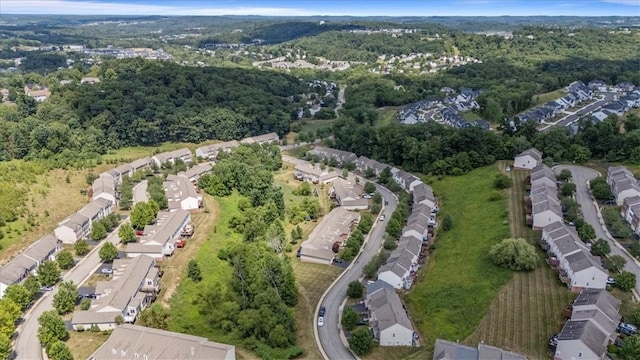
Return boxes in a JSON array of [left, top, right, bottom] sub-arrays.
[[0, 59, 314, 162]]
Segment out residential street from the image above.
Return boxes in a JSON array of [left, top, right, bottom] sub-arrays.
[[132, 180, 148, 204], [334, 85, 346, 117], [14, 221, 125, 360], [282, 154, 398, 359], [554, 165, 640, 295]]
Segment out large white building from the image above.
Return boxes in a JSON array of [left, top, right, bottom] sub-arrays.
[[607, 166, 640, 205], [126, 210, 191, 258], [164, 174, 201, 211], [514, 147, 543, 170], [366, 287, 415, 346]]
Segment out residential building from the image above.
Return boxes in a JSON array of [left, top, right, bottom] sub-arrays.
[[554, 320, 608, 360], [239, 132, 279, 145], [54, 212, 91, 243], [514, 148, 543, 170], [195, 140, 240, 161], [366, 288, 415, 346], [92, 175, 117, 203], [299, 207, 360, 265], [72, 256, 159, 330], [78, 198, 114, 225], [378, 247, 419, 289], [164, 174, 201, 211], [23, 234, 62, 265], [0, 256, 37, 298], [530, 164, 557, 188], [294, 163, 339, 184], [607, 166, 640, 205], [329, 177, 368, 210], [412, 183, 436, 209], [88, 324, 235, 360], [126, 210, 191, 258], [570, 288, 621, 339], [402, 204, 431, 242], [530, 182, 562, 230], [179, 163, 213, 182], [80, 77, 100, 84], [621, 196, 640, 235], [355, 156, 388, 177], [24, 83, 51, 102], [129, 157, 153, 173], [152, 148, 192, 167], [433, 339, 527, 360], [307, 146, 357, 166]]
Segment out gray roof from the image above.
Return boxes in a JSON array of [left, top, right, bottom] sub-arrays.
[[571, 308, 618, 337], [516, 148, 542, 162], [368, 288, 413, 332], [129, 157, 152, 171], [164, 175, 200, 210], [308, 146, 358, 164], [478, 343, 527, 360], [196, 140, 240, 159], [181, 163, 213, 180], [573, 288, 621, 322], [623, 195, 640, 207], [553, 235, 581, 257], [89, 324, 235, 360], [380, 249, 414, 278], [531, 164, 556, 184], [59, 212, 90, 230], [153, 148, 192, 164], [366, 280, 395, 298], [130, 210, 190, 254], [23, 234, 60, 263], [413, 183, 435, 204], [565, 249, 606, 273], [78, 198, 112, 221], [240, 132, 279, 144], [433, 339, 479, 360], [0, 255, 37, 285], [557, 320, 608, 357], [397, 237, 422, 257], [543, 221, 565, 234], [300, 208, 360, 262]]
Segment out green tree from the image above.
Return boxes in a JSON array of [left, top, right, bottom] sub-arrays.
[[0, 333, 11, 360], [37, 310, 68, 348], [590, 178, 613, 200], [341, 307, 360, 331], [489, 238, 538, 271], [52, 281, 77, 315], [590, 239, 611, 257], [349, 327, 375, 356], [621, 335, 640, 359], [441, 213, 453, 232], [56, 250, 75, 270], [130, 202, 156, 230], [363, 181, 376, 194], [99, 242, 118, 263], [138, 303, 170, 330], [493, 174, 512, 189], [560, 182, 577, 197], [346, 281, 363, 299], [557, 169, 572, 182], [577, 222, 596, 242], [187, 260, 202, 282], [605, 255, 627, 273], [118, 222, 137, 243], [3, 284, 32, 310], [37, 260, 60, 287], [47, 341, 73, 360], [616, 271, 636, 292], [23, 277, 41, 299], [632, 306, 640, 326], [385, 217, 402, 238], [90, 221, 107, 241], [74, 239, 89, 256]]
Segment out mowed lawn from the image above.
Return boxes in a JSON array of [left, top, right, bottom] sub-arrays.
[[404, 165, 512, 355], [465, 163, 575, 359]]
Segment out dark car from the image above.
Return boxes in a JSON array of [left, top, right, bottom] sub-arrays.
[[319, 306, 326, 317], [549, 333, 559, 348]]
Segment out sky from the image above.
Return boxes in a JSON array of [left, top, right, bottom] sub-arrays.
[[1, 0, 639, 17]]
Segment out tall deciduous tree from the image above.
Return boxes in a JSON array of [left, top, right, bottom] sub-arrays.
[[52, 281, 77, 315], [37, 260, 60, 287], [99, 242, 119, 263], [489, 238, 538, 271], [47, 341, 73, 360], [74, 240, 89, 256], [118, 222, 137, 243], [605, 255, 627, 273], [591, 239, 611, 257], [3, 284, 32, 310], [349, 327, 375, 356], [56, 250, 75, 270], [341, 307, 360, 331], [37, 310, 68, 349]]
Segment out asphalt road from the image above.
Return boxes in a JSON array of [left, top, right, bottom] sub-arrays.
[[334, 85, 346, 117], [133, 180, 148, 204], [554, 165, 640, 295], [14, 220, 126, 360]]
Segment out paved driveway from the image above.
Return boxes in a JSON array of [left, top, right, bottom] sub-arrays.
[[554, 165, 640, 295]]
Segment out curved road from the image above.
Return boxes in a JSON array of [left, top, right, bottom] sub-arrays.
[[14, 222, 125, 360], [554, 165, 640, 295]]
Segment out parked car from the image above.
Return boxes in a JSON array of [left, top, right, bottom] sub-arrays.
[[319, 306, 326, 317], [317, 316, 324, 327], [384, 201, 389, 205], [85, 293, 97, 299], [618, 322, 638, 336], [176, 239, 186, 248], [379, 215, 385, 221], [362, 194, 372, 199], [607, 277, 616, 285], [39, 286, 53, 292], [101, 268, 113, 275], [296, 247, 302, 258], [549, 333, 559, 347]]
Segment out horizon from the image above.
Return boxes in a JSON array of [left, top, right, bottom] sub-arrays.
[[1, 0, 639, 17]]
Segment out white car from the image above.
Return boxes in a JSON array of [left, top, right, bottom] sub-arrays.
[[379, 215, 385, 222], [317, 316, 324, 327]]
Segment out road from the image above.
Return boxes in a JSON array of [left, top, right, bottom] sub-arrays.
[[334, 85, 346, 117], [14, 221, 125, 360], [282, 154, 397, 359], [554, 165, 640, 295], [133, 180, 148, 204]]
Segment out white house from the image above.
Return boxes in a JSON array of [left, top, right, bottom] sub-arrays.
[[563, 249, 608, 292], [294, 163, 340, 184], [164, 174, 201, 211], [608, 166, 640, 205], [514, 148, 543, 170], [329, 177, 368, 210], [152, 148, 192, 167], [554, 320, 608, 360], [532, 197, 563, 230], [78, 198, 114, 225], [195, 140, 240, 160], [530, 164, 557, 188], [54, 213, 91, 243], [366, 288, 414, 346], [92, 175, 117, 203], [377, 249, 414, 289]]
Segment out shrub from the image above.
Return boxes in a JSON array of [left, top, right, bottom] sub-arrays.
[[341, 307, 360, 331], [489, 238, 538, 271], [488, 190, 505, 201], [493, 174, 512, 189], [441, 213, 453, 232], [346, 281, 363, 299], [616, 271, 636, 292]]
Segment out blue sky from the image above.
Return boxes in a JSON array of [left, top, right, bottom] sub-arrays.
[[1, 0, 639, 16]]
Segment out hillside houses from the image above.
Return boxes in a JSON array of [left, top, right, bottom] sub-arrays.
[[524, 162, 563, 230], [294, 163, 340, 184], [54, 198, 114, 243], [126, 210, 191, 258], [24, 83, 51, 102], [239, 132, 279, 145], [72, 255, 159, 331], [607, 166, 640, 205], [554, 289, 621, 360], [520, 81, 594, 124], [356, 156, 388, 177], [365, 285, 416, 346], [89, 324, 236, 360], [329, 177, 368, 210], [307, 146, 358, 166], [0, 235, 61, 298], [541, 222, 608, 291]]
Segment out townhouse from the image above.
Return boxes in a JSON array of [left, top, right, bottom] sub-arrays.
[[72, 255, 159, 330], [401, 204, 432, 242], [412, 182, 436, 209], [78, 198, 115, 225], [195, 140, 240, 161], [126, 210, 191, 258], [294, 163, 340, 184], [92, 174, 117, 203], [531, 164, 557, 188], [179, 162, 213, 182], [555, 289, 621, 360], [433, 339, 527, 360], [607, 166, 640, 205], [89, 324, 235, 360], [54, 212, 91, 244], [129, 157, 153, 173], [355, 156, 388, 178], [151, 148, 193, 167], [329, 177, 368, 210], [164, 174, 201, 211], [365, 287, 415, 346], [378, 239, 422, 289], [530, 182, 563, 230], [621, 196, 640, 236], [239, 132, 279, 145], [307, 146, 358, 166], [514, 147, 543, 170], [299, 207, 360, 265]]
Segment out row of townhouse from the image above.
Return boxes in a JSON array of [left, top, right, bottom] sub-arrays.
[[0, 235, 62, 298], [364, 284, 416, 347], [299, 207, 360, 265], [294, 162, 340, 184], [621, 196, 640, 238], [126, 209, 191, 259], [529, 163, 563, 230], [554, 288, 621, 360], [92, 156, 155, 204], [521, 82, 594, 123], [329, 177, 369, 210], [72, 255, 160, 330], [541, 221, 608, 291], [607, 166, 640, 206], [433, 339, 527, 360], [54, 197, 115, 244], [307, 146, 358, 166], [194, 132, 279, 161]]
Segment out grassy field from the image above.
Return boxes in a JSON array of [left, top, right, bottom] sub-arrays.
[[465, 161, 575, 359], [285, 119, 335, 145], [403, 165, 512, 356], [376, 106, 401, 127], [66, 331, 110, 360], [532, 89, 565, 107], [157, 193, 220, 305], [461, 111, 482, 121], [101, 140, 221, 163]]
